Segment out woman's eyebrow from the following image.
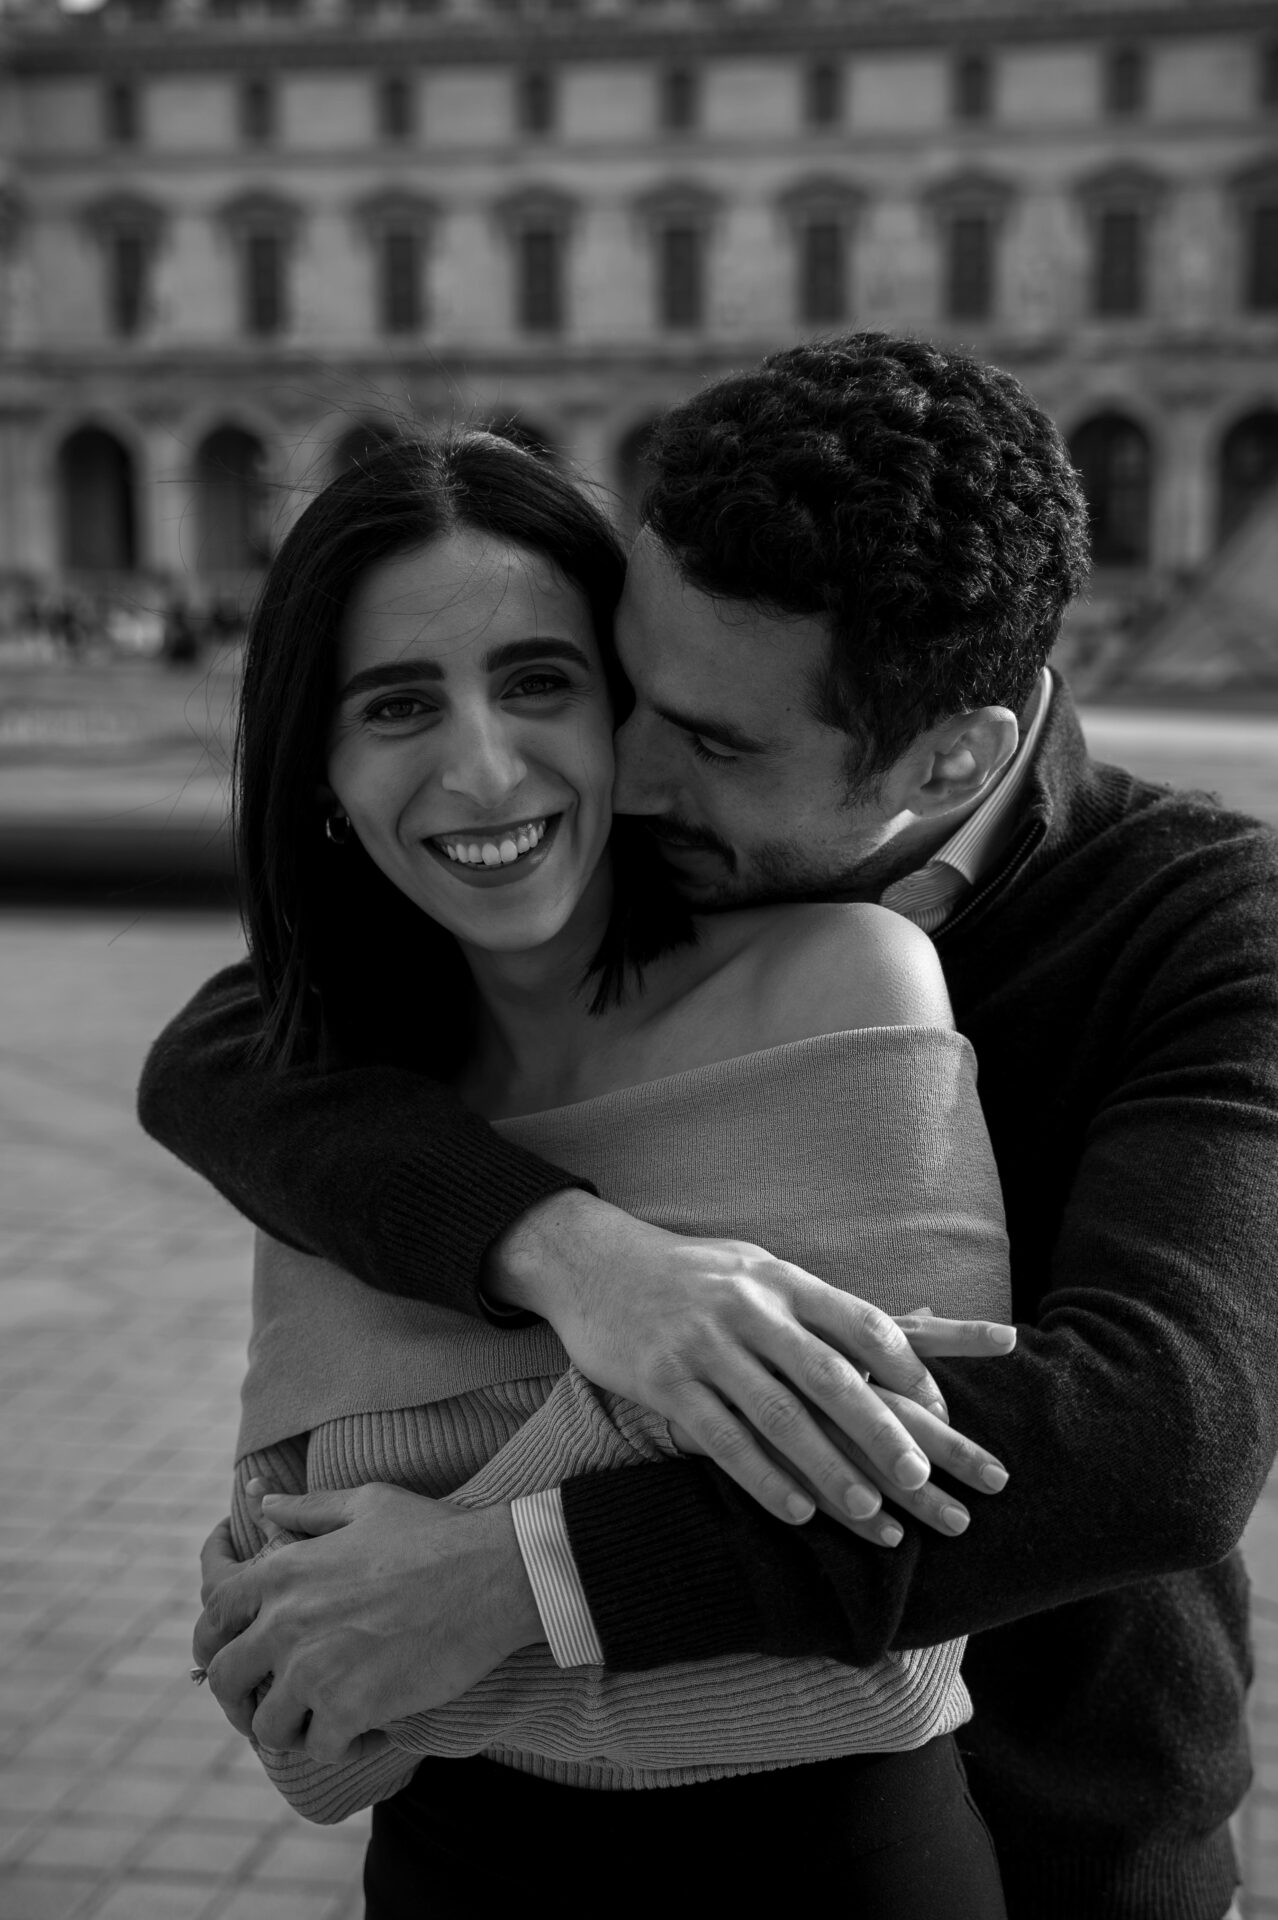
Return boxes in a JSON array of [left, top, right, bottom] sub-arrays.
[[338, 658, 443, 702], [483, 638, 593, 673]]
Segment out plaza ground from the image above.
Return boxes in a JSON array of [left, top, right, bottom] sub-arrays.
[[1, 703, 1277, 1917]]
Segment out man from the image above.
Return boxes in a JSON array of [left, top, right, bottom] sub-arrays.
[[142, 333, 1278, 1918]]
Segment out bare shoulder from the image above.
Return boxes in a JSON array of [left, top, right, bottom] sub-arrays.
[[736, 901, 954, 1047]]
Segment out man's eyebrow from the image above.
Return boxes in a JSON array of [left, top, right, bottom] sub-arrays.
[[337, 638, 591, 703], [652, 701, 769, 755]]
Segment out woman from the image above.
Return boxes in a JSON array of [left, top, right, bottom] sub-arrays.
[[215, 431, 1012, 1914]]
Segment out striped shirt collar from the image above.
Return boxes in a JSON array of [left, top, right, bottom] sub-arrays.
[[879, 668, 1052, 933]]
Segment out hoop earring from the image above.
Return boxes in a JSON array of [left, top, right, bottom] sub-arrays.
[[324, 812, 351, 846]]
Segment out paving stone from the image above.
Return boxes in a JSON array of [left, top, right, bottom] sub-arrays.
[[179, 1775, 291, 1827], [0, 1870, 100, 1919], [69, 1769, 190, 1823], [251, 1823, 370, 1885], [213, 1883, 345, 1920], [133, 1822, 262, 1879], [85, 1875, 220, 1920], [21, 1822, 142, 1872]]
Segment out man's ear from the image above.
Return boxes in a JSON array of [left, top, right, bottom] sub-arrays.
[[894, 708, 1020, 820]]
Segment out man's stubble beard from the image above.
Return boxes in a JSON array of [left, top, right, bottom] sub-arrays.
[[640, 817, 914, 914]]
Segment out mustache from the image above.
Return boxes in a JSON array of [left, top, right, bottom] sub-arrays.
[[627, 814, 737, 871]]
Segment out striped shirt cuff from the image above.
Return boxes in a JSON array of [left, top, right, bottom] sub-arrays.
[[511, 1487, 605, 1669]]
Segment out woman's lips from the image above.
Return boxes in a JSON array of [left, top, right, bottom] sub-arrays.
[[421, 813, 563, 885]]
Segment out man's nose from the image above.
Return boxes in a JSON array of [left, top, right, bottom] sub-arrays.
[[439, 710, 527, 807], [612, 708, 667, 817]]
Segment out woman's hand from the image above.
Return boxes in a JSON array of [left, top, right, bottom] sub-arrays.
[[491, 1190, 1014, 1537], [667, 1310, 1015, 1547]]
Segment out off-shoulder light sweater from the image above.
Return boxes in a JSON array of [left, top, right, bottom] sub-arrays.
[[231, 1025, 1010, 1823]]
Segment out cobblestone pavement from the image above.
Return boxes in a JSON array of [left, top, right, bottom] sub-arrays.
[[2, 706, 1277, 1919]]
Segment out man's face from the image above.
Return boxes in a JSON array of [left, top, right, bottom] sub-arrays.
[[612, 532, 916, 910]]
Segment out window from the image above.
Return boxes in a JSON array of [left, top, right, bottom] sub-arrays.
[[245, 231, 284, 336], [377, 75, 414, 142], [1094, 208, 1144, 316], [220, 197, 297, 339], [1069, 414, 1151, 565], [953, 52, 992, 123], [1263, 41, 1278, 111], [660, 67, 699, 132], [804, 61, 842, 129], [1246, 203, 1278, 310], [946, 213, 994, 319], [659, 224, 704, 328], [518, 227, 564, 332], [240, 78, 276, 147], [1218, 411, 1278, 544], [83, 193, 162, 342], [104, 80, 139, 148], [517, 69, 555, 137], [800, 221, 846, 323], [1103, 46, 1145, 117], [379, 229, 423, 333], [108, 231, 147, 337]]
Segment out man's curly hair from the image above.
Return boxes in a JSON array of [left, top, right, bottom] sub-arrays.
[[640, 332, 1090, 782]]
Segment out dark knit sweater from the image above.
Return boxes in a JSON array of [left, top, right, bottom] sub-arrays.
[[138, 679, 1278, 1919]]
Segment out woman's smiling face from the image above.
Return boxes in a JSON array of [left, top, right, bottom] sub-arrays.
[[327, 530, 616, 959]]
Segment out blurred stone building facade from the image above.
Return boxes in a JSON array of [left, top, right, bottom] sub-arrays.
[[0, 0, 1276, 624]]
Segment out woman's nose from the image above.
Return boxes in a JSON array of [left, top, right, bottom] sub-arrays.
[[439, 710, 528, 806]]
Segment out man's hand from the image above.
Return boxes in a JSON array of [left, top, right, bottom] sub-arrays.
[[488, 1191, 1014, 1533], [193, 1487, 544, 1763]]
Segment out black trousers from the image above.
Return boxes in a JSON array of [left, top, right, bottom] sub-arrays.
[[364, 1735, 1007, 1919]]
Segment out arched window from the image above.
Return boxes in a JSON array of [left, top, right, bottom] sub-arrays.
[[193, 426, 270, 577], [1069, 414, 1151, 566], [926, 172, 1013, 323], [779, 178, 862, 328], [496, 188, 575, 336], [57, 427, 138, 574], [331, 421, 400, 479], [1219, 410, 1278, 546]]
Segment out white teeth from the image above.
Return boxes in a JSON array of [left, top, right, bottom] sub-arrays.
[[434, 818, 549, 867]]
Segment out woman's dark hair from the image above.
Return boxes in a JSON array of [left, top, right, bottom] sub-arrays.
[[641, 331, 1091, 787], [236, 430, 689, 1069]]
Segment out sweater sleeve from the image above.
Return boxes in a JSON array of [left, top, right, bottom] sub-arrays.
[[136, 960, 594, 1316], [562, 857, 1278, 1670]]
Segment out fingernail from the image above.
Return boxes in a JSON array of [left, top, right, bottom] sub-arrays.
[[880, 1521, 904, 1547], [980, 1463, 1009, 1492], [786, 1493, 816, 1523], [260, 1494, 282, 1509], [932, 1398, 950, 1424], [987, 1326, 1016, 1349], [942, 1504, 970, 1534], [895, 1452, 930, 1490], [846, 1486, 880, 1521]]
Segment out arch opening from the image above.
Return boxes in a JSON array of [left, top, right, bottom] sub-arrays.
[[193, 425, 270, 579], [58, 427, 138, 575], [1219, 410, 1278, 547], [1069, 413, 1151, 566]]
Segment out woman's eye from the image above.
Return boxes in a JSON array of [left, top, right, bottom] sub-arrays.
[[366, 694, 432, 724], [508, 672, 571, 699], [687, 732, 737, 766]]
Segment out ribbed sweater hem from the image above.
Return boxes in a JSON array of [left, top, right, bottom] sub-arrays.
[[379, 1141, 593, 1315]]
